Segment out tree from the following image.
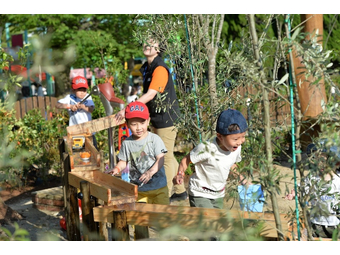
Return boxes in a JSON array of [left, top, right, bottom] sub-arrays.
[[1, 14, 140, 96]]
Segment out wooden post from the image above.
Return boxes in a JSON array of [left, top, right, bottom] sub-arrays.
[[91, 196, 103, 240], [96, 148, 108, 241], [98, 221, 109, 241], [80, 180, 91, 241], [69, 185, 81, 240], [63, 152, 81, 241], [111, 210, 129, 241], [134, 202, 149, 240], [294, 14, 327, 118]]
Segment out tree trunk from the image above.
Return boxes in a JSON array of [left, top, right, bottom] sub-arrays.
[[247, 14, 284, 240]]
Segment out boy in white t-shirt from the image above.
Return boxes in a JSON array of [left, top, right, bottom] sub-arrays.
[[173, 109, 249, 209], [56, 76, 96, 147], [286, 149, 340, 239]]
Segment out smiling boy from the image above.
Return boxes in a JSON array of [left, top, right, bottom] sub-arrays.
[[173, 109, 248, 209], [106, 101, 169, 205]]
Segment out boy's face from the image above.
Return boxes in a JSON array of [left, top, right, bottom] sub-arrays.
[[73, 87, 87, 99], [127, 117, 150, 140], [217, 132, 246, 152]]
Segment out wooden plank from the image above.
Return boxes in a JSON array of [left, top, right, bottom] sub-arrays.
[[66, 113, 125, 136], [50, 96, 60, 113], [26, 97, 33, 114], [68, 170, 137, 205], [14, 100, 21, 120], [37, 96, 45, 119], [32, 96, 38, 111], [93, 170, 137, 199], [85, 137, 100, 167], [92, 204, 292, 240], [68, 171, 111, 203], [45, 96, 52, 120], [20, 98, 26, 119]]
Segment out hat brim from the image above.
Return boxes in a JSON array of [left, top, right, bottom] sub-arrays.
[[72, 84, 89, 89]]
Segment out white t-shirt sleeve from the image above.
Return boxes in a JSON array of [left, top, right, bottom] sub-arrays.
[[57, 94, 72, 104]]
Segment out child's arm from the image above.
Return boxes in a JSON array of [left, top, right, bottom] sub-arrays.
[[173, 153, 191, 185], [56, 102, 81, 112], [105, 160, 127, 176], [56, 102, 72, 110], [139, 153, 165, 184], [230, 164, 251, 185], [76, 103, 94, 113]]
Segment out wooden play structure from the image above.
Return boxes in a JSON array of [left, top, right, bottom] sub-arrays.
[[57, 15, 329, 241], [59, 111, 305, 241]]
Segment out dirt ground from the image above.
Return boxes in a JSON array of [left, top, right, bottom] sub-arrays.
[[0, 162, 298, 241]]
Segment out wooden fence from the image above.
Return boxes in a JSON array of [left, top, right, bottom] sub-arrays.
[[13, 90, 292, 126], [14, 96, 60, 120], [235, 86, 292, 127]]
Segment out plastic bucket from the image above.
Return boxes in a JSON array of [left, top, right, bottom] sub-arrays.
[[238, 184, 265, 212]]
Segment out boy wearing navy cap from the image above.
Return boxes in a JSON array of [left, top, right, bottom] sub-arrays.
[[106, 101, 169, 205], [173, 109, 249, 209]]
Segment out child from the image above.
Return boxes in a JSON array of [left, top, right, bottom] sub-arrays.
[[105, 101, 169, 205], [126, 86, 139, 104], [56, 76, 97, 148], [173, 109, 249, 209], [285, 151, 340, 239]]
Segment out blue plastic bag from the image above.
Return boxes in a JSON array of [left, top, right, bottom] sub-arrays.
[[238, 184, 265, 212]]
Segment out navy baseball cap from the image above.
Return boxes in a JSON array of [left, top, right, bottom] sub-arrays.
[[216, 109, 248, 135]]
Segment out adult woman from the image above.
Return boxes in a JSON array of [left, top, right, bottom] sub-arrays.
[[116, 38, 187, 202]]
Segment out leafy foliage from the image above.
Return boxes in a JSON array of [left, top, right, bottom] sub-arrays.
[[0, 222, 30, 241]]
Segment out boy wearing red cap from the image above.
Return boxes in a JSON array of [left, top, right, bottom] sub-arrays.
[[56, 76, 96, 146], [106, 101, 169, 205]]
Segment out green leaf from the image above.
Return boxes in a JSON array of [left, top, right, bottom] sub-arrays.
[[277, 73, 289, 85], [291, 26, 303, 41]]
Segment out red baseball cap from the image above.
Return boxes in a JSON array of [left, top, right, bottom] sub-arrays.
[[125, 101, 149, 120], [72, 76, 88, 89]]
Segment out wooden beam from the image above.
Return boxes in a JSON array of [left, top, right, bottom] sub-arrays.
[[67, 113, 125, 136], [85, 137, 100, 167], [92, 203, 292, 240], [68, 170, 137, 205], [92, 171, 138, 199]]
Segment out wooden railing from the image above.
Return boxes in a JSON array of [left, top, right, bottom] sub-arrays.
[[14, 96, 60, 120]]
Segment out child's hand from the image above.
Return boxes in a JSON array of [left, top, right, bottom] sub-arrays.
[[76, 103, 86, 111], [105, 167, 120, 176], [173, 174, 184, 185], [139, 170, 154, 184], [285, 189, 295, 200], [69, 104, 77, 112]]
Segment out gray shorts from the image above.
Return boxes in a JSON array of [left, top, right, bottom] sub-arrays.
[[189, 195, 224, 209]]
